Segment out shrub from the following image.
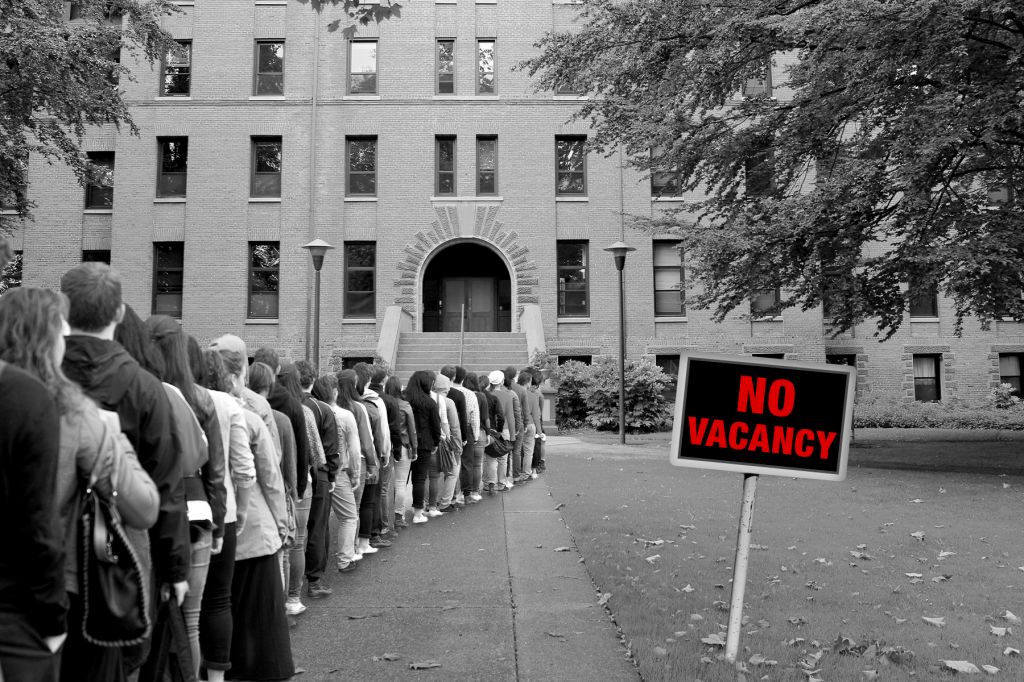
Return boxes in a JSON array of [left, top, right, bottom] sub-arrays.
[[583, 357, 674, 433], [989, 383, 1022, 409], [550, 360, 591, 430], [853, 395, 1024, 430]]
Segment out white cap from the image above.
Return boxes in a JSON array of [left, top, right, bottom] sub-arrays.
[[488, 370, 505, 385]]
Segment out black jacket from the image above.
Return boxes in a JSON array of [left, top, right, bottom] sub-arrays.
[[447, 386, 472, 444], [369, 383, 402, 454], [301, 395, 340, 482], [63, 335, 190, 584], [268, 384, 311, 497]]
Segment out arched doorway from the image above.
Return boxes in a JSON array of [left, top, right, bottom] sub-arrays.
[[422, 241, 512, 332]]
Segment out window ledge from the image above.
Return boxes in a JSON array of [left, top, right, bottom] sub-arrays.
[[248, 95, 286, 101], [249, 197, 282, 203], [557, 317, 591, 324], [245, 319, 279, 325], [344, 197, 378, 202], [554, 94, 588, 100], [474, 95, 500, 100], [0, 210, 18, 215], [431, 196, 503, 202], [254, 0, 287, 4], [154, 197, 186, 203], [343, 95, 381, 101], [751, 316, 784, 322], [341, 318, 377, 325], [172, 1, 195, 5], [436, 0, 457, 4], [477, 0, 497, 4], [652, 196, 688, 203], [555, 196, 589, 202], [83, 209, 114, 214], [655, 316, 688, 323], [910, 317, 940, 323], [155, 96, 192, 101]]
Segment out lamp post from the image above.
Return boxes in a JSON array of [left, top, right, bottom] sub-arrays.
[[604, 241, 635, 445], [302, 239, 334, 372]]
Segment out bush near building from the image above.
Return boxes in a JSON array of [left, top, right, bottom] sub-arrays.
[[550, 357, 673, 433], [854, 388, 1024, 430]]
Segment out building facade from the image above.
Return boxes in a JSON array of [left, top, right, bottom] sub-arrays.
[[4, 0, 1024, 402]]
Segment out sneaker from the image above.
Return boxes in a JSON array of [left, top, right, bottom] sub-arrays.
[[493, 484, 508, 493], [530, 471, 539, 480], [426, 508, 445, 517], [412, 513, 428, 524], [505, 480, 515, 489], [395, 515, 409, 529], [359, 544, 379, 554], [470, 492, 483, 502], [284, 598, 306, 616], [369, 536, 392, 548], [337, 561, 357, 573], [437, 504, 457, 513], [306, 582, 332, 599], [352, 551, 363, 561], [486, 483, 495, 494]]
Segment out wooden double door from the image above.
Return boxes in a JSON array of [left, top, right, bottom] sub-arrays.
[[423, 276, 511, 332]]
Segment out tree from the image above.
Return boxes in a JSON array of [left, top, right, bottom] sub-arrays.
[[1, 0, 179, 231], [296, 0, 401, 38], [523, 0, 1024, 338]]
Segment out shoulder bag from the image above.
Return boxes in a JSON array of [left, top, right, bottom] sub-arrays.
[[484, 428, 511, 459]]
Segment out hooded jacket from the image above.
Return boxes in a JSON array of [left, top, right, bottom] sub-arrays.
[[62, 335, 190, 584]]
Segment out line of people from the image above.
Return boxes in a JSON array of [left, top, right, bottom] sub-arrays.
[[0, 256, 547, 682]]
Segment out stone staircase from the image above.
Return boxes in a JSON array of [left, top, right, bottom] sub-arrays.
[[393, 332, 529, 385]]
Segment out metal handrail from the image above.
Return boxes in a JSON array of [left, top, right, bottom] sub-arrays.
[[459, 303, 466, 366]]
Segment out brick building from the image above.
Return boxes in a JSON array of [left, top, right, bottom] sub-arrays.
[[4, 0, 1024, 402]]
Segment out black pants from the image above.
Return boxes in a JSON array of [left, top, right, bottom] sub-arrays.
[[0, 611, 60, 682], [359, 482, 379, 539], [199, 521, 236, 672], [304, 470, 331, 583]]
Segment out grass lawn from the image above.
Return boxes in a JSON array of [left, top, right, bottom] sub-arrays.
[[544, 433, 1024, 681]]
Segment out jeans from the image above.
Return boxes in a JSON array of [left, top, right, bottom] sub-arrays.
[[358, 482, 379, 539], [533, 435, 545, 469], [0, 612, 60, 682], [439, 443, 463, 507], [410, 448, 435, 510], [468, 440, 485, 494], [511, 432, 524, 478], [521, 425, 537, 474], [182, 526, 213, 679], [199, 522, 236, 672], [287, 486, 311, 600], [392, 448, 412, 517], [304, 470, 331, 584], [427, 446, 443, 508], [330, 474, 358, 564], [483, 453, 506, 487], [378, 457, 394, 533]]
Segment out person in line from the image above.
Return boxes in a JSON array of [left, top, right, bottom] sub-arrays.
[[505, 367, 526, 488], [529, 368, 548, 476], [0, 287, 158, 682], [404, 371, 441, 524], [368, 367, 400, 539], [449, 367, 479, 505], [60, 263, 189, 676], [384, 376, 417, 528], [191, 346, 256, 682], [433, 374, 462, 514], [334, 371, 377, 559], [215, 348, 293, 681], [517, 368, 542, 483], [463, 372, 489, 502], [484, 370, 515, 493], [353, 363, 392, 548], [343, 368, 386, 554]]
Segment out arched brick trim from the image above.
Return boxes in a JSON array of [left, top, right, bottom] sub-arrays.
[[391, 206, 537, 330]]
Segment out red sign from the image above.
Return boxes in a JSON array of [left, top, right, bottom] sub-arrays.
[[669, 353, 854, 481]]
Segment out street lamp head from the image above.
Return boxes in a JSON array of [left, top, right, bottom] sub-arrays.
[[604, 241, 636, 272], [302, 238, 335, 272]]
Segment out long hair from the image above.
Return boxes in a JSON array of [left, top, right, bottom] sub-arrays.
[[186, 335, 206, 385], [248, 361, 275, 396], [115, 304, 165, 380], [199, 349, 231, 393], [384, 375, 404, 401], [312, 374, 337, 405], [335, 369, 363, 412], [146, 315, 198, 413], [0, 287, 84, 416], [278, 362, 304, 402], [463, 372, 480, 392], [404, 370, 436, 414]]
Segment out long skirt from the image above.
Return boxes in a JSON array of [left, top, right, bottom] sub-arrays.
[[226, 552, 294, 681]]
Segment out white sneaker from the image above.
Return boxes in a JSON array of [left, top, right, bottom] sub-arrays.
[[351, 552, 363, 561], [427, 508, 444, 517], [505, 480, 514, 489], [359, 544, 379, 554], [284, 599, 306, 616], [470, 493, 482, 502], [530, 471, 538, 480], [412, 513, 428, 524]]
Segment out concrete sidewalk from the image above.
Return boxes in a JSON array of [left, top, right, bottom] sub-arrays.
[[288, 472, 639, 681]]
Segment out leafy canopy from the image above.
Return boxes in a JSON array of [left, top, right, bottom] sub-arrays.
[[296, 0, 401, 38], [1, 0, 179, 230], [524, 0, 1024, 338]]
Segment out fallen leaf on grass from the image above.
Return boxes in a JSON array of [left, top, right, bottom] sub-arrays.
[[700, 656, 713, 664], [788, 616, 808, 626], [850, 551, 875, 560], [409, 660, 442, 670], [372, 653, 401, 662], [652, 646, 667, 656], [941, 660, 980, 674], [813, 557, 833, 566], [905, 573, 923, 578], [983, 665, 999, 674], [546, 631, 567, 639], [862, 671, 878, 680], [554, 503, 565, 510], [911, 498, 923, 503], [1004, 610, 1021, 624], [700, 633, 726, 646], [786, 637, 806, 646], [597, 593, 612, 606], [931, 575, 952, 583], [922, 616, 946, 627], [910, 531, 926, 541], [1004, 647, 1020, 656], [990, 626, 1010, 636], [679, 524, 696, 530], [680, 584, 695, 593], [553, 546, 571, 552], [347, 612, 383, 620], [938, 550, 956, 559], [645, 554, 661, 564]]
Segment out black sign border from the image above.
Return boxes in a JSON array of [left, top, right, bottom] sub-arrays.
[[668, 352, 855, 482]]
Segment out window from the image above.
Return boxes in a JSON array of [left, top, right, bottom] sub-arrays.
[[160, 41, 191, 96], [248, 242, 280, 319], [555, 136, 587, 195], [752, 353, 785, 360], [349, 40, 377, 94], [2, 153, 28, 211], [651, 146, 681, 197], [821, 265, 849, 320], [741, 58, 772, 97], [344, 242, 376, 318], [156, 137, 188, 198], [82, 250, 111, 264], [826, 354, 857, 367], [999, 354, 1023, 395], [909, 278, 939, 318], [913, 354, 941, 401], [557, 241, 589, 317], [655, 354, 680, 398], [436, 136, 456, 196], [341, 356, 374, 370], [477, 136, 498, 195], [555, 81, 582, 96], [653, 241, 685, 317], [436, 39, 455, 94], [251, 137, 282, 198], [557, 355, 592, 365], [254, 41, 284, 96], [85, 152, 114, 209], [744, 147, 773, 196], [0, 251, 22, 294], [477, 40, 495, 94], [750, 287, 781, 318], [346, 137, 377, 196], [152, 243, 184, 318]]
